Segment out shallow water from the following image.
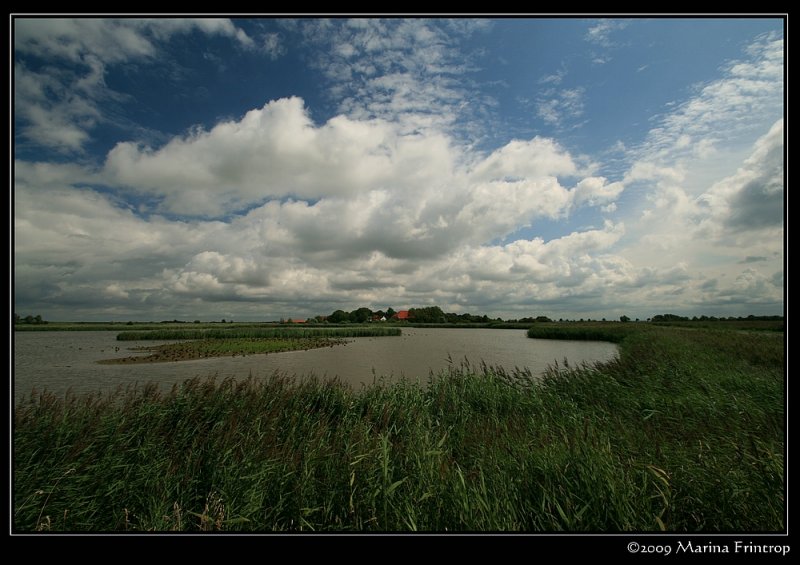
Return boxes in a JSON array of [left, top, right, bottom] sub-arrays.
[[13, 327, 618, 403]]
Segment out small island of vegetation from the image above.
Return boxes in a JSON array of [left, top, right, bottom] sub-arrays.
[[101, 327, 402, 364]]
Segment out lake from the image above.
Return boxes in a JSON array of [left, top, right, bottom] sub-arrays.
[[13, 328, 618, 403]]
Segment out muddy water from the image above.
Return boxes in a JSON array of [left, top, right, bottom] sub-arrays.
[[13, 328, 618, 403]]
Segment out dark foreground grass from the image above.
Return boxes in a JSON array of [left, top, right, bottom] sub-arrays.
[[14, 325, 783, 532]]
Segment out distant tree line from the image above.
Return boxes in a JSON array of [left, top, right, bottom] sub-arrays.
[[14, 314, 47, 325], [16, 309, 779, 327], [316, 306, 551, 324], [651, 313, 783, 323], [311, 307, 783, 325], [323, 307, 387, 324], [515, 316, 554, 323]]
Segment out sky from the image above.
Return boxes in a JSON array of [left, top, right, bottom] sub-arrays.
[[13, 17, 785, 321]]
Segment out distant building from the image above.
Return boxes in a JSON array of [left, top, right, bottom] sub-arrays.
[[391, 310, 412, 321], [290, 318, 307, 324]]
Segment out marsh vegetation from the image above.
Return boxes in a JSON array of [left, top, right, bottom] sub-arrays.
[[14, 323, 784, 531]]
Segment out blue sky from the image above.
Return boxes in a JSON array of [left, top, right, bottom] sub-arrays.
[[13, 17, 784, 321]]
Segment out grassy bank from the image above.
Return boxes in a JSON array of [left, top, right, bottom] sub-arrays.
[[651, 319, 784, 332], [99, 337, 346, 364], [115, 327, 402, 341], [14, 325, 784, 532], [527, 323, 638, 343], [14, 322, 278, 332], [14, 322, 393, 332]]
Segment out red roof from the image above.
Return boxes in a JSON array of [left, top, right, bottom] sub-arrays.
[[392, 310, 411, 320]]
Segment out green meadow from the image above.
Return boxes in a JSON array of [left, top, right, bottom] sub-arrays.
[[14, 323, 784, 532]]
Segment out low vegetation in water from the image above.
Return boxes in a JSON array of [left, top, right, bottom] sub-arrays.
[[99, 338, 346, 364], [13, 322, 269, 332], [115, 327, 402, 341], [101, 327, 401, 364], [527, 323, 638, 343], [14, 324, 783, 532]]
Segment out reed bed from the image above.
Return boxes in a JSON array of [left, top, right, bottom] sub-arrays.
[[14, 325, 783, 532], [116, 327, 402, 341], [527, 324, 640, 343], [99, 338, 345, 364]]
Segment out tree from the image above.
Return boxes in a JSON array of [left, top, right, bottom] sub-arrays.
[[350, 307, 372, 324], [620, 315, 630, 323], [386, 307, 396, 319], [409, 306, 446, 323], [329, 309, 349, 324], [652, 313, 689, 322]]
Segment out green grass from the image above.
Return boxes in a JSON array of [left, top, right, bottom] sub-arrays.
[[99, 338, 346, 364], [527, 323, 639, 343], [14, 322, 278, 332], [116, 327, 402, 341], [651, 319, 784, 332], [14, 325, 784, 532]]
